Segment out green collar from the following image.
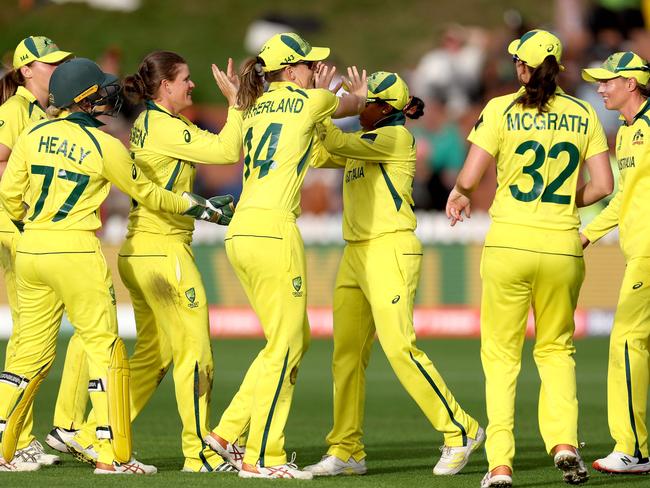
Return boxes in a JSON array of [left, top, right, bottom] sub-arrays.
[[267, 81, 301, 92], [632, 99, 650, 124], [65, 111, 104, 128], [375, 111, 405, 128], [145, 100, 181, 119]]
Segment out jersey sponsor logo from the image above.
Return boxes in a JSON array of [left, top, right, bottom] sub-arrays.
[[37, 136, 91, 163], [185, 287, 198, 308], [183, 129, 191, 143], [243, 97, 304, 119], [131, 164, 137, 180], [506, 112, 589, 134], [632, 129, 644, 145], [392, 295, 401, 304], [618, 156, 635, 170], [633, 281, 643, 290], [292, 276, 303, 297], [109, 285, 116, 305], [345, 166, 365, 183]]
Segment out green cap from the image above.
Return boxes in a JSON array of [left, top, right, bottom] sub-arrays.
[[258, 32, 329, 72], [49, 58, 118, 108], [582, 51, 650, 85], [508, 29, 564, 70], [13, 36, 72, 69], [367, 71, 410, 110]]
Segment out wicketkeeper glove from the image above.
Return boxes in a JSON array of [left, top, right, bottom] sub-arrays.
[[182, 192, 235, 225]]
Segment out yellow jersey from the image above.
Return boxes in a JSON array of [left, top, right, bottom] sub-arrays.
[[0, 112, 187, 240], [127, 100, 242, 239], [317, 115, 417, 242], [235, 81, 338, 220], [583, 99, 650, 260], [0, 86, 47, 232], [468, 87, 608, 256]]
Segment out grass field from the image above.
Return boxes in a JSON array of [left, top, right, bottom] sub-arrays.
[[0, 336, 647, 487]]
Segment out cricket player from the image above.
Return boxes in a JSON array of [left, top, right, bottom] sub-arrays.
[[65, 50, 241, 473], [0, 57, 229, 474], [446, 30, 613, 487], [303, 71, 484, 477], [203, 32, 367, 479], [581, 51, 650, 475], [0, 36, 78, 469]]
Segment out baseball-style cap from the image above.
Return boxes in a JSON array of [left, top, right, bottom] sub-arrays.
[[13, 36, 72, 69], [508, 29, 564, 70], [582, 51, 650, 85], [367, 71, 410, 110], [49, 58, 119, 108], [258, 32, 329, 72]]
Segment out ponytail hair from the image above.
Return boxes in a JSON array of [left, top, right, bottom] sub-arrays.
[[238, 57, 266, 112], [123, 50, 186, 104], [517, 56, 560, 113], [403, 96, 425, 119], [0, 69, 24, 104]]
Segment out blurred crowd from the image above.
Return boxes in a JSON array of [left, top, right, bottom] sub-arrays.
[[10, 0, 650, 222]]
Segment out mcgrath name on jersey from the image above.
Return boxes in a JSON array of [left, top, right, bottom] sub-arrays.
[[506, 112, 589, 134]]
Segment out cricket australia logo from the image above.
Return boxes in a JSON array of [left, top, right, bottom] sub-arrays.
[[292, 276, 303, 297], [185, 287, 198, 308], [632, 129, 644, 145]]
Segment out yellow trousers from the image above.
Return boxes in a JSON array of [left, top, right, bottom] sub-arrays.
[[326, 231, 479, 462], [213, 209, 310, 467], [74, 233, 222, 471], [52, 333, 89, 430], [607, 257, 650, 459], [480, 246, 584, 470], [0, 230, 120, 465], [0, 222, 35, 450]]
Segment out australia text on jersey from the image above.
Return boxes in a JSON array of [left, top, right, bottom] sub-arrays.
[[506, 112, 589, 134]]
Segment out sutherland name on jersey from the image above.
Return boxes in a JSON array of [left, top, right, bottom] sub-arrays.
[[243, 97, 304, 119], [507, 112, 589, 134]]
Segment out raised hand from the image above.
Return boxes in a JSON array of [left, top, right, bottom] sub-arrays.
[[314, 62, 341, 93], [212, 58, 239, 107]]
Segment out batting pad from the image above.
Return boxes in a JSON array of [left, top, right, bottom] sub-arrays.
[[107, 338, 132, 463], [1, 359, 53, 461]]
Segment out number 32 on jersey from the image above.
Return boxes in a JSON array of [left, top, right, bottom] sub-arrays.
[[509, 140, 579, 205]]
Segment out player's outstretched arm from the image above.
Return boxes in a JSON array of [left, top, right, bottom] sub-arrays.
[[446, 144, 494, 226], [575, 150, 613, 207]]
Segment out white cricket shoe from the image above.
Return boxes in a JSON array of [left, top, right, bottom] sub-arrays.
[[304, 455, 367, 476], [181, 461, 238, 473], [480, 471, 513, 488], [94, 457, 157, 475], [554, 449, 589, 484], [204, 434, 245, 470], [238, 453, 313, 480], [434, 426, 486, 475], [592, 451, 650, 474], [65, 438, 99, 466], [0, 457, 41, 472], [45, 427, 78, 454], [14, 439, 60, 466]]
